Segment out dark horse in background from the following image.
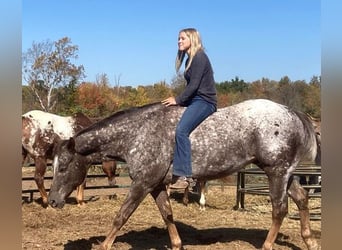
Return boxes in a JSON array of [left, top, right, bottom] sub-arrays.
[[22, 110, 117, 207], [48, 99, 320, 250]]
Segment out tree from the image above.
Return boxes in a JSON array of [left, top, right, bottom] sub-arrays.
[[22, 37, 85, 112], [303, 76, 321, 118], [127, 86, 150, 107], [170, 72, 186, 96], [22, 85, 41, 113], [230, 76, 248, 93], [145, 81, 173, 102], [247, 78, 278, 99], [276, 76, 301, 109], [54, 76, 79, 115], [76, 78, 120, 118], [216, 76, 248, 94]]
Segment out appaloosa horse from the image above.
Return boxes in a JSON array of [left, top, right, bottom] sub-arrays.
[[178, 114, 321, 210], [22, 110, 117, 207], [48, 99, 320, 250]]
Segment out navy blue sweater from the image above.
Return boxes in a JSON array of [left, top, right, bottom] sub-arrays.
[[175, 50, 217, 108]]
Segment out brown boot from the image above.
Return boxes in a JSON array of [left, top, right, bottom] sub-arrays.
[[170, 176, 189, 189]]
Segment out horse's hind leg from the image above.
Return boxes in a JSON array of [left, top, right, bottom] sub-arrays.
[[287, 177, 319, 250], [151, 184, 182, 250], [262, 167, 291, 250], [22, 147, 28, 165], [34, 156, 48, 207], [100, 182, 151, 250], [199, 181, 206, 211]]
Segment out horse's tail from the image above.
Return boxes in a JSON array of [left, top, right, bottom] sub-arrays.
[[294, 111, 320, 164]]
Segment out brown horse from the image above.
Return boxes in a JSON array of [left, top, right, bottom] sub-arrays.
[[22, 110, 116, 207], [48, 99, 320, 250]]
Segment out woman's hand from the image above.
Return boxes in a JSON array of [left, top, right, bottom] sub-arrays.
[[161, 97, 177, 107]]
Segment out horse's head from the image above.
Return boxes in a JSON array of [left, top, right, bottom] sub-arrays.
[[48, 137, 89, 208]]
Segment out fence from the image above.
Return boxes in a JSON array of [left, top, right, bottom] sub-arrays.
[[22, 163, 321, 220], [22, 163, 130, 203], [234, 163, 321, 220]]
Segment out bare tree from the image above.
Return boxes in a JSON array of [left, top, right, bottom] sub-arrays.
[[170, 71, 186, 96], [96, 73, 110, 86], [22, 37, 85, 112], [114, 73, 122, 96]]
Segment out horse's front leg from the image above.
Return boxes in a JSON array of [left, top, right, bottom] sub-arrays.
[[100, 181, 150, 250], [76, 179, 86, 206], [102, 161, 117, 186], [262, 167, 291, 250], [151, 184, 182, 250], [287, 177, 319, 250], [34, 156, 48, 207], [182, 186, 189, 205]]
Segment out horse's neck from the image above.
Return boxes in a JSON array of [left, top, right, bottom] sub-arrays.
[[74, 119, 135, 160]]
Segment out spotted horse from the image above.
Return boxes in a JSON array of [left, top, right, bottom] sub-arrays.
[[22, 110, 117, 207], [48, 99, 320, 250]]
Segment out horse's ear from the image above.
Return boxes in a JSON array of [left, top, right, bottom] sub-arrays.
[[67, 137, 76, 151]]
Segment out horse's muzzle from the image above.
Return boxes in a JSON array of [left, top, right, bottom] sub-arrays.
[[48, 197, 65, 209]]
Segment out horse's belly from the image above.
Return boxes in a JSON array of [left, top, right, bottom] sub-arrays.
[[191, 147, 256, 180]]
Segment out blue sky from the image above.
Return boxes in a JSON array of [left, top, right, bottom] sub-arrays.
[[22, 0, 320, 87]]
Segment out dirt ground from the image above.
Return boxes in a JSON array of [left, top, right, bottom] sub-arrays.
[[22, 168, 321, 250]]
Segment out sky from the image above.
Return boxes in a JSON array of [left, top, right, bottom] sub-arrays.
[[22, 0, 321, 87]]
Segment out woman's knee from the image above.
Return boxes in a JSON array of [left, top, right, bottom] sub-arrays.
[[175, 127, 188, 138]]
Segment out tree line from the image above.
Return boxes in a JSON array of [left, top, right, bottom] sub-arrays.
[[22, 37, 321, 120]]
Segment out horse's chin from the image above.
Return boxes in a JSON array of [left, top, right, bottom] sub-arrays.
[[55, 201, 66, 209]]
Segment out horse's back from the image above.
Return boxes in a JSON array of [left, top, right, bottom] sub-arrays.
[[227, 99, 317, 162], [190, 99, 317, 178], [22, 110, 92, 159], [23, 110, 78, 139]]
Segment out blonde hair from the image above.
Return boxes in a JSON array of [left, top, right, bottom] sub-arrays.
[[175, 28, 204, 72]]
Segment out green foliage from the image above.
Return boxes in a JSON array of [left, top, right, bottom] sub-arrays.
[[146, 81, 173, 102], [216, 76, 248, 94], [22, 74, 321, 119], [215, 75, 321, 119], [22, 85, 41, 113]]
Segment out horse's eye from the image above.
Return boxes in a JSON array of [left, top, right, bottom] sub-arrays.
[[59, 155, 69, 164]]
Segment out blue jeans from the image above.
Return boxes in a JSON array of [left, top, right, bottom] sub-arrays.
[[173, 96, 216, 177]]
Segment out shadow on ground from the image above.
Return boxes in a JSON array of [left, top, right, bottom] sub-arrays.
[[64, 221, 312, 250]]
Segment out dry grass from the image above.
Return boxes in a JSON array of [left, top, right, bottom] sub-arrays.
[[22, 181, 321, 250]]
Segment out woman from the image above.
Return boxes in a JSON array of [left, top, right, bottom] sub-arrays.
[[162, 28, 217, 189]]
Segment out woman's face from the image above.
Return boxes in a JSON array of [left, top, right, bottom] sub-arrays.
[[178, 31, 191, 52]]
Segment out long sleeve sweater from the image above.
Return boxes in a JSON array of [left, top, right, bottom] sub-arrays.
[[175, 50, 217, 108]]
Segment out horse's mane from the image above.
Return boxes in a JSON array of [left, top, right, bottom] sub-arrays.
[[76, 102, 164, 137]]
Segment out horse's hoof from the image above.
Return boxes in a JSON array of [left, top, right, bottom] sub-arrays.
[[108, 180, 116, 186], [42, 198, 49, 208], [308, 243, 320, 250], [77, 202, 86, 207]]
